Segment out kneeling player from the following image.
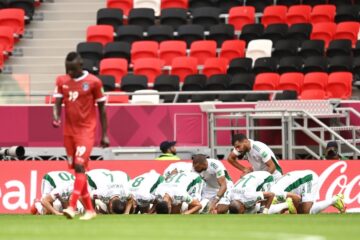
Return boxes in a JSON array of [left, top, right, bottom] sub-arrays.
[[154, 172, 203, 214], [163, 162, 193, 179]]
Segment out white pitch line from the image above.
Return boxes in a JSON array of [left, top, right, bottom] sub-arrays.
[[249, 232, 326, 240]]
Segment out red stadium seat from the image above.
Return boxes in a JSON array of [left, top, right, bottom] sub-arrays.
[[299, 89, 327, 100], [159, 40, 187, 66], [171, 56, 198, 82], [333, 22, 360, 46], [310, 4, 336, 24], [0, 46, 4, 71], [133, 58, 163, 83], [202, 58, 228, 77], [107, 94, 129, 103], [0, 26, 14, 53], [286, 5, 312, 25], [253, 73, 280, 90], [311, 22, 337, 47], [161, 0, 188, 9], [107, 0, 133, 16], [0, 8, 25, 37], [100, 58, 128, 84], [261, 5, 287, 27], [190, 40, 217, 65], [87, 25, 114, 46], [219, 40, 246, 61], [302, 72, 328, 91], [228, 6, 255, 31], [326, 72, 352, 99], [278, 72, 304, 94], [131, 41, 159, 63]]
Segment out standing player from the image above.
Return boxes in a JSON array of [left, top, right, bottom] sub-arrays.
[[53, 52, 110, 220], [129, 170, 164, 213], [192, 154, 234, 214], [227, 134, 282, 181], [163, 161, 193, 179]]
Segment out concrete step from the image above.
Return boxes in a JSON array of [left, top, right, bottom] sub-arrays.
[[40, 2, 105, 11], [6, 64, 64, 74], [39, 11, 97, 21], [26, 29, 86, 39], [6, 56, 64, 65], [30, 20, 95, 29], [15, 38, 82, 48], [17, 47, 74, 57]]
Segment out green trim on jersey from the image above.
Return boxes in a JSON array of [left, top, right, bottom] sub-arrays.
[[186, 176, 203, 192], [87, 175, 97, 189], [43, 174, 56, 188], [127, 174, 130, 181], [256, 175, 274, 191], [150, 176, 165, 193], [284, 174, 313, 192], [224, 170, 232, 181], [253, 144, 261, 153], [271, 157, 283, 174]]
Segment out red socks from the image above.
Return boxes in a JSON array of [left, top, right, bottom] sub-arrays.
[[69, 173, 86, 209]]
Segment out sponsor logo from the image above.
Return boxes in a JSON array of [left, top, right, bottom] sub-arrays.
[[82, 83, 89, 91]]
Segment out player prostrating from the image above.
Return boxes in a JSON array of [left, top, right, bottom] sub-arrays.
[[53, 52, 110, 220]]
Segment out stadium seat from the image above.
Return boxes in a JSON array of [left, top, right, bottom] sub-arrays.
[[299, 39, 325, 58], [246, 0, 273, 13], [277, 0, 300, 7], [100, 58, 128, 84], [286, 5, 312, 25], [310, 4, 336, 24], [253, 73, 280, 90], [227, 57, 253, 75], [326, 71, 352, 99], [333, 21, 360, 46], [218, 0, 242, 14], [228, 6, 256, 31], [107, 94, 129, 103], [274, 90, 298, 100], [207, 24, 235, 48], [239, 23, 264, 44], [202, 58, 228, 77], [131, 41, 159, 63], [147, 25, 174, 42], [303, 56, 328, 73], [328, 0, 353, 6], [98, 75, 116, 91], [159, 40, 187, 65], [188, 0, 216, 9], [0, 45, 4, 71], [177, 24, 205, 48], [120, 74, 148, 92], [161, 0, 188, 9], [180, 74, 207, 102], [159, 8, 187, 30], [261, 6, 287, 27], [171, 56, 198, 82], [219, 40, 246, 62], [103, 41, 131, 62], [97, 8, 123, 31], [278, 56, 303, 74], [328, 56, 353, 72], [77, 42, 103, 71], [133, 57, 163, 83], [262, 23, 289, 44], [286, 23, 312, 42], [132, 89, 160, 104], [354, 40, 360, 57], [107, 0, 133, 16], [302, 0, 327, 6], [153, 74, 180, 102], [8, 0, 34, 23], [246, 39, 272, 62], [190, 40, 217, 65], [86, 25, 114, 46], [133, 0, 161, 16], [272, 40, 299, 59], [335, 5, 359, 23], [302, 72, 328, 91], [205, 74, 231, 100], [327, 39, 352, 57], [219, 73, 255, 102], [253, 57, 278, 74], [310, 22, 337, 47], [278, 72, 304, 94], [0, 26, 14, 53], [116, 25, 144, 44], [128, 8, 155, 30], [299, 89, 327, 100], [0, 0, 7, 9], [82, 58, 99, 74], [191, 7, 221, 31], [0, 8, 25, 37], [244, 93, 270, 101]]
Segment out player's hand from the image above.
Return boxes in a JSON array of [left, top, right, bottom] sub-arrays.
[[52, 119, 61, 128], [100, 135, 110, 148], [55, 212, 63, 216]]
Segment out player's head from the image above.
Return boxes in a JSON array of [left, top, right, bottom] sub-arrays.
[[192, 154, 208, 173], [155, 200, 170, 214], [109, 197, 126, 214], [65, 51, 83, 79], [229, 200, 245, 214], [232, 134, 250, 155], [160, 141, 177, 154]]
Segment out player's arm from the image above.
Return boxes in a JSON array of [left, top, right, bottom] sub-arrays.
[[265, 160, 276, 174], [262, 192, 275, 214], [184, 199, 202, 214], [124, 195, 135, 214], [41, 194, 63, 216], [97, 101, 110, 148], [227, 151, 251, 173], [208, 176, 227, 214]]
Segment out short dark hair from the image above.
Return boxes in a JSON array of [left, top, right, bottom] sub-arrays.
[[192, 154, 207, 165], [111, 198, 126, 214], [229, 201, 241, 214], [155, 200, 169, 214], [66, 51, 81, 62], [232, 134, 247, 146]]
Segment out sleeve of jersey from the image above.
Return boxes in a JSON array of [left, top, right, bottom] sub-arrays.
[[53, 77, 63, 98], [259, 148, 272, 163], [93, 79, 106, 102], [215, 162, 226, 179]]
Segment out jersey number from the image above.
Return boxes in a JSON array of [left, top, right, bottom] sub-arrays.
[[69, 91, 79, 101], [75, 146, 86, 157], [165, 173, 186, 183], [235, 175, 255, 188], [58, 172, 74, 181], [102, 172, 114, 182], [132, 177, 145, 187]]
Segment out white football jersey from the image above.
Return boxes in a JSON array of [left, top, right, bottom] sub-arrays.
[[50, 183, 74, 202], [163, 162, 193, 178], [41, 171, 74, 196], [200, 158, 233, 189]]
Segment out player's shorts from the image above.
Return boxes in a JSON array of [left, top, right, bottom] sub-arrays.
[[64, 135, 94, 169], [231, 189, 265, 209], [202, 186, 232, 206]]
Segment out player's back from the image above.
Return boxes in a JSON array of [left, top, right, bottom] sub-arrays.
[[234, 171, 273, 192], [87, 169, 113, 189], [112, 170, 129, 185], [161, 172, 202, 191], [44, 171, 74, 189], [130, 170, 163, 194], [279, 170, 317, 184], [163, 162, 193, 178]]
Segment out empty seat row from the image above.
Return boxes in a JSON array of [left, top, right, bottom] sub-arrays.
[[0, 0, 34, 22]]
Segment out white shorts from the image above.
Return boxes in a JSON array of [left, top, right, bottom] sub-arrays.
[[202, 186, 232, 206], [232, 190, 265, 209]]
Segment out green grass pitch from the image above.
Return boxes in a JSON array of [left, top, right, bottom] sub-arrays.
[[0, 214, 359, 240]]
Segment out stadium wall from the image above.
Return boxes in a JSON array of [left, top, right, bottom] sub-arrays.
[[0, 160, 358, 214]]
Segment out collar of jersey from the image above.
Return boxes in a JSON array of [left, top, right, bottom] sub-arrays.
[[73, 70, 89, 82]]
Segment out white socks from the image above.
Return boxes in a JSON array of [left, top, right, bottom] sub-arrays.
[[269, 202, 289, 214], [310, 198, 335, 214]]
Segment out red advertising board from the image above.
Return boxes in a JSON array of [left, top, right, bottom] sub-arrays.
[[0, 160, 359, 213]]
